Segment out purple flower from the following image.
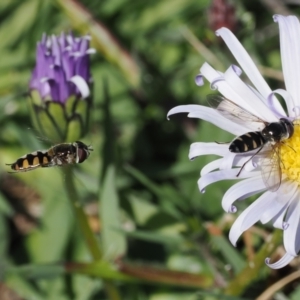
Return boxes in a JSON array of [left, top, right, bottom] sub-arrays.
[[29, 33, 95, 141], [30, 32, 95, 104]]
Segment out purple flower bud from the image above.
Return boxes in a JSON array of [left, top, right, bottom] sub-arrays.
[[29, 32, 95, 141], [30, 32, 94, 104]]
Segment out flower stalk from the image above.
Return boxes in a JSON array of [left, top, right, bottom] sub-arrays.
[[63, 167, 122, 300], [63, 167, 102, 260], [64, 259, 213, 289], [224, 230, 283, 295]]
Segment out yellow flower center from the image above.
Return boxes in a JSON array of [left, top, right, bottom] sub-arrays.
[[280, 120, 300, 183]]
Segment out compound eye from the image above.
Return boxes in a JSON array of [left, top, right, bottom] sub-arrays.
[[77, 148, 88, 163]]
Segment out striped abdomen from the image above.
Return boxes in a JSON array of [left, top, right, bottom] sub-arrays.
[[9, 151, 52, 172], [229, 131, 266, 153]]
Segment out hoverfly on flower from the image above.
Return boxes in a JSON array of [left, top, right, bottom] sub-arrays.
[[207, 95, 294, 192], [168, 14, 300, 270], [6, 141, 93, 173]]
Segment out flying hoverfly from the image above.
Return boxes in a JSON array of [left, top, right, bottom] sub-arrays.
[[6, 141, 93, 173], [207, 95, 294, 192]]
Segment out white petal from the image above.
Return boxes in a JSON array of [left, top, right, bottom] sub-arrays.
[[199, 62, 222, 83], [222, 175, 266, 213], [283, 195, 300, 256], [69, 75, 90, 98], [223, 65, 277, 122], [258, 179, 296, 224], [167, 104, 245, 135], [265, 252, 295, 269], [200, 63, 261, 125], [201, 158, 223, 176], [272, 206, 289, 229], [166, 105, 206, 118], [295, 221, 300, 253], [200, 63, 278, 125], [231, 153, 260, 169], [250, 86, 286, 118], [263, 181, 297, 227], [201, 153, 236, 176], [198, 169, 260, 194], [200, 63, 252, 117], [267, 89, 289, 118], [260, 200, 286, 224], [192, 145, 261, 170], [276, 180, 298, 201], [242, 157, 258, 172], [215, 28, 273, 102], [219, 152, 236, 170], [229, 191, 275, 246], [240, 193, 275, 230], [189, 142, 228, 160], [86, 48, 96, 54], [274, 15, 300, 112]]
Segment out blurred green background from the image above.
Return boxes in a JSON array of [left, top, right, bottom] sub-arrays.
[[0, 0, 300, 299]]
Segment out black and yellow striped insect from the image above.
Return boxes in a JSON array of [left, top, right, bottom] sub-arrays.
[[6, 141, 93, 173], [207, 95, 294, 191]]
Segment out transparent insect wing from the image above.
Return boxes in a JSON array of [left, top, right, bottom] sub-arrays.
[[260, 146, 282, 192], [207, 95, 267, 129]]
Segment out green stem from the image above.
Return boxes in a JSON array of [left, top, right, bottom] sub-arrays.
[[224, 230, 283, 296], [65, 260, 212, 288], [63, 167, 102, 259], [63, 167, 121, 300]]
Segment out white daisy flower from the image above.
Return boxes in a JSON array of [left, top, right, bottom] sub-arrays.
[[167, 15, 300, 269]]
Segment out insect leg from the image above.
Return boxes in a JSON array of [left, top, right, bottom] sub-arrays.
[[236, 146, 264, 177], [281, 141, 296, 153]]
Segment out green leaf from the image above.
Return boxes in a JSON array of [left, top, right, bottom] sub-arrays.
[[74, 98, 89, 123], [5, 273, 44, 300], [100, 165, 126, 260], [31, 103, 64, 142], [72, 274, 103, 300], [0, 0, 39, 50], [7, 264, 65, 279], [121, 229, 184, 247], [150, 292, 199, 300], [100, 79, 115, 182], [66, 96, 92, 140], [211, 235, 245, 274], [56, 0, 141, 88], [25, 173, 74, 263], [128, 194, 158, 226], [124, 164, 182, 219], [0, 212, 8, 263], [0, 191, 14, 217], [65, 260, 134, 282], [290, 284, 300, 300], [46, 101, 67, 140], [64, 95, 77, 116], [66, 114, 83, 142]]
